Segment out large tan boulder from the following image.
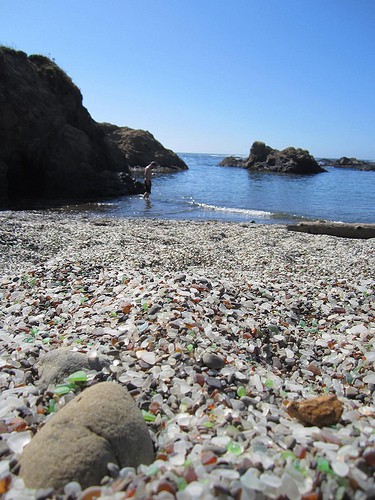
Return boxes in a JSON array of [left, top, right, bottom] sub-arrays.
[[20, 382, 154, 491]]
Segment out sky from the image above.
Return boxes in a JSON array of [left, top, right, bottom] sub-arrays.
[[1, 1, 374, 158]]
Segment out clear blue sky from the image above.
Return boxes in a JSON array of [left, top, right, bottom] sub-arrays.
[[1, 0, 374, 158]]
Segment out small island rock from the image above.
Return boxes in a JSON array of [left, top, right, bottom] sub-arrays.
[[334, 157, 375, 171], [220, 141, 325, 174]]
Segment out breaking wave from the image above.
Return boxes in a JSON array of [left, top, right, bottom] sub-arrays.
[[189, 200, 273, 218]]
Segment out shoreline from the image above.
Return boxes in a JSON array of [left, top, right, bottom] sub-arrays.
[[1, 211, 374, 280], [0, 212, 374, 498]]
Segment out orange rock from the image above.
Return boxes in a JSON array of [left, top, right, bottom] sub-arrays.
[[156, 480, 176, 495], [0, 474, 11, 494], [79, 486, 102, 500], [285, 394, 343, 427], [7, 417, 27, 432], [301, 492, 321, 500]]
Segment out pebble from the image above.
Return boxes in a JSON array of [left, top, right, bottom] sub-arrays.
[[0, 213, 374, 499], [201, 352, 225, 370]]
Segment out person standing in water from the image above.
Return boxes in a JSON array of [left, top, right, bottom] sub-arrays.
[[143, 161, 158, 199]]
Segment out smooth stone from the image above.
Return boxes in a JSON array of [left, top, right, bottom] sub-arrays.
[[37, 347, 111, 388], [206, 376, 223, 389], [202, 352, 225, 370], [346, 387, 359, 398], [230, 399, 246, 412], [19, 382, 154, 492]]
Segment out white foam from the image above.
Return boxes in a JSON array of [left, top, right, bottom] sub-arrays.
[[189, 201, 272, 217]]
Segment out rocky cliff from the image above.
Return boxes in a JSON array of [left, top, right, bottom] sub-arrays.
[[101, 124, 188, 172], [220, 141, 325, 174], [0, 47, 142, 206]]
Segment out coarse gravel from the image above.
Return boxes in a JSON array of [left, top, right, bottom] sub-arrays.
[[0, 211, 374, 499]]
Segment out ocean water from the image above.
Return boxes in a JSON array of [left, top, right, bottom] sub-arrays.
[[22, 153, 368, 224], [59, 153, 375, 224]]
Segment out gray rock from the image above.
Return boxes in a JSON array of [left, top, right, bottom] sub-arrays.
[[20, 382, 154, 491], [37, 347, 111, 389], [346, 387, 359, 399], [202, 352, 225, 370], [230, 399, 246, 412]]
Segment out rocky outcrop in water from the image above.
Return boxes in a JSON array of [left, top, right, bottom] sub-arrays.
[[220, 141, 325, 174], [334, 157, 375, 171], [0, 47, 143, 206], [101, 124, 188, 172]]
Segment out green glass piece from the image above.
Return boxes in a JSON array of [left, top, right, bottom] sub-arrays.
[[203, 421, 213, 428], [142, 303, 149, 311], [237, 386, 246, 397], [265, 379, 274, 388], [281, 450, 296, 460], [179, 403, 188, 412], [146, 464, 159, 476], [317, 457, 333, 474], [67, 370, 87, 383], [187, 344, 194, 352], [53, 384, 72, 396], [267, 325, 280, 334], [142, 410, 156, 422], [226, 441, 243, 455], [176, 477, 187, 491], [48, 399, 56, 413]]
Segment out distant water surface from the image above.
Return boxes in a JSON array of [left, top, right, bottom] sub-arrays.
[[16, 153, 375, 224]]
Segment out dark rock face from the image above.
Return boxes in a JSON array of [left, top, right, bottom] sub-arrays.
[[220, 141, 325, 174], [0, 47, 142, 206], [318, 157, 375, 171], [101, 124, 188, 172], [219, 155, 245, 167], [247, 141, 274, 165], [334, 157, 375, 171]]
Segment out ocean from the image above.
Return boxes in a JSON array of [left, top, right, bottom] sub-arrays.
[[56, 153, 375, 224], [19, 153, 375, 224]]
